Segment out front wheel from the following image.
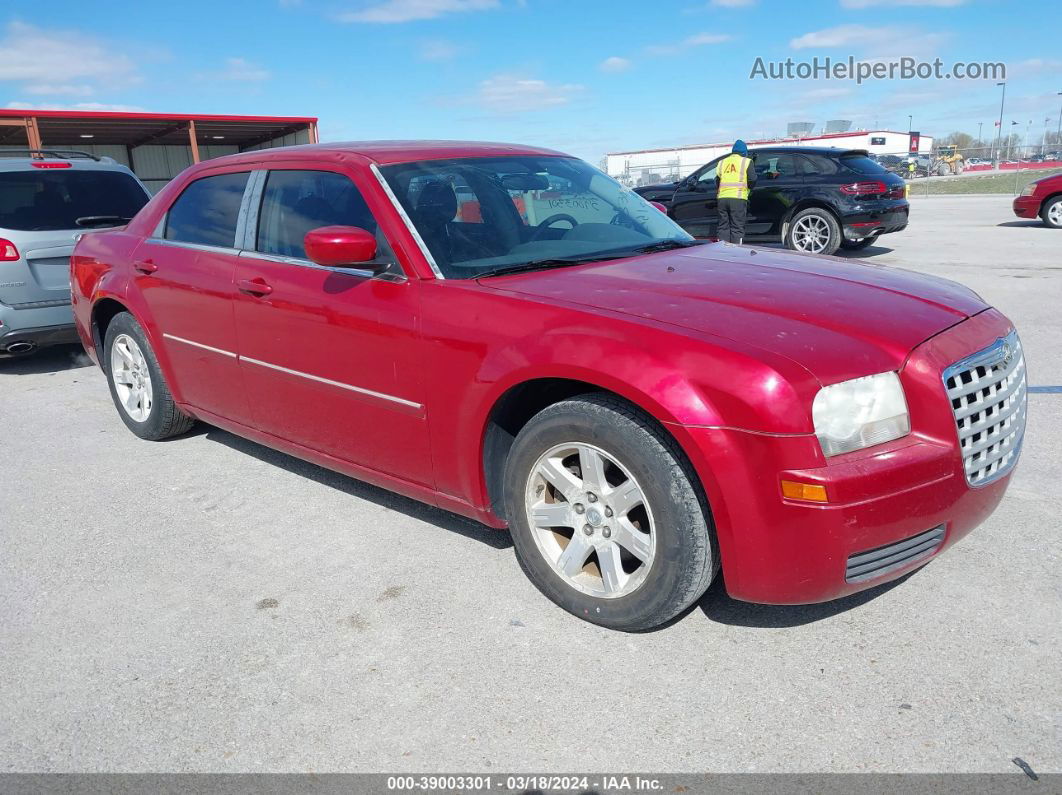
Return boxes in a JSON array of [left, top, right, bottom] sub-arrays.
[[785, 208, 842, 255], [104, 312, 195, 440], [1041, 196, 1062, 229], [503, 394, 717, 631]]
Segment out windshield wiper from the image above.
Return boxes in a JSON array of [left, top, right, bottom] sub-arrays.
[[630, 239, 704, 254], [475, 256, 615, 279], [75, 215, 132, 227]]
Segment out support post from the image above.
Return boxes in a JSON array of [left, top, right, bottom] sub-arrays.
[[26, 116, 43, 155], [187, 119, 200, 163]]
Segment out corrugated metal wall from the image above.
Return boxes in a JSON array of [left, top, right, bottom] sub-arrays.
[[48, 128, 311, 193]]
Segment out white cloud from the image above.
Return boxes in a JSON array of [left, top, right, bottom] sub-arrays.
[[790, 24, 892, 49], [599, 56, 632, 73], [5, 101, 146, 112], [472, 73, 584, 114], [21, 84, 95, 97], [841, 0, 964, 6], [217, 57, 270, 81], [0, 21, 139, 95], [711, 0, 756, 6], [419, 39, 463, 61], [645, 33, 731, 56], [337, 0, 499, 23]]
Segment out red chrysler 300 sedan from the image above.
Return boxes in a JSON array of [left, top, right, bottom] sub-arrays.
[[1012, 172, 1062, 228], [71, 141, 1027, 630]]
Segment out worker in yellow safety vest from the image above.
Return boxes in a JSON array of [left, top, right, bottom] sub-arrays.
[[714, 139, 756, 243]]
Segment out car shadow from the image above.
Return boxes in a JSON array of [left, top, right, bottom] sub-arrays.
[[996, 220, 1048, 229], [754, 242, 896, 259], [201, 426, 514, 551], [0, 344, 93, 375], [696, 568, 917, 628]]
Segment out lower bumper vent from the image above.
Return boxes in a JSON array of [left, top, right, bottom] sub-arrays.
[[845, 525, 946, 583]]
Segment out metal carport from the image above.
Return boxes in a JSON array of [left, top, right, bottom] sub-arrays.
[[0, 109, 319, 192]]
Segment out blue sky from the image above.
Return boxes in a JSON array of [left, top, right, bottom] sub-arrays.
[[1, 0, 1058, 161]]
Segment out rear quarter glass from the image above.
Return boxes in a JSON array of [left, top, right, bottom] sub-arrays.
[[840, 155, 892, 176]]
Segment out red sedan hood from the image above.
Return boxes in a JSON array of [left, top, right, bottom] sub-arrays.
[[484, 242, 987, 384]]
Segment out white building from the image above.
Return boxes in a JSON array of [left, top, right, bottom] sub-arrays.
[[607, 130, 934, 186]]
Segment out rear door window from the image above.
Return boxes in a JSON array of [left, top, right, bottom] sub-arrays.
[[840, 154, 890, 175], [165, 172, 250, 248], [0, 169, 148, 231], [798, 155, 840, 176]]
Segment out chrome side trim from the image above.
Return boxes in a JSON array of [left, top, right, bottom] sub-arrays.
[[370, 162, 444, 279], [146, 238, 241, 256], [240, 355, 422, 409], [161, 332, 421, 409], [163, 333, 237, 359], [236, 249, 395, 281]]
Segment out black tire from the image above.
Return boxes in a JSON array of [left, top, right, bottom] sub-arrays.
[[103, 312, 195, 440], [1041, 196, 1062, 229], [840, 237, 875, 251], [784, 207, 842, 256], [503, 394, 717, 631]]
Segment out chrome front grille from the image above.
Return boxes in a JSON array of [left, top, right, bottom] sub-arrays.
[[943, 331, 1027, 487]]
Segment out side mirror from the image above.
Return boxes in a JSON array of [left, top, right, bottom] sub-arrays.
[[304, 226, 383, 272]]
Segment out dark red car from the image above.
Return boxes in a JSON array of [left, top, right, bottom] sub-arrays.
[[71, 141, 1027, 630], [1013, 172, 1062, 228]]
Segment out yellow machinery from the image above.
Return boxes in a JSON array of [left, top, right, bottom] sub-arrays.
[[933, 146, 965, 176]]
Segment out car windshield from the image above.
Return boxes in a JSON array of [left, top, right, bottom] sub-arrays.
[[379, 156, 695, 279], [0, 168, 148, 232], [841, 154, 891, 176]]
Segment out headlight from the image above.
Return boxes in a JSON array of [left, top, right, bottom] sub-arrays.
[[812, 372, 910, 457], [1020, 184, 1036, 196]]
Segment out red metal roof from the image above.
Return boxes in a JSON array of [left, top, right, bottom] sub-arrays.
[[0, 109, 317, 148]]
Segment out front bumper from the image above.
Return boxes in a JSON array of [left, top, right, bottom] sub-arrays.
[[683, 308, 1019, 604], [1012, 196, 1040, 219]]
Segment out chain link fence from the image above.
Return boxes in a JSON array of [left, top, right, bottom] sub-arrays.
[[611, 143, 1062, 195]]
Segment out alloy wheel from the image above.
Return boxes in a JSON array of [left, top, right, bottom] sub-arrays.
[[1049, 201, 1062, 227], [791, 215, 832, 253], [525, 442, 656, 598], [110, 333, 154, 423]]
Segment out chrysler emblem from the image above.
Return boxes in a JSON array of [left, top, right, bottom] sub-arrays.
[[1000, 342, 1013, 368]]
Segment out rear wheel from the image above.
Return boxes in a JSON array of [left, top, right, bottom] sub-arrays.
[[104, 312, 195, 440], [503, 394, 717, 631], [1041, 196, 1062, 229], [785, 208, 842, 256]]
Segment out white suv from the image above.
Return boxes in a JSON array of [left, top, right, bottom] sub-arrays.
[[0, 150, 150, 357]]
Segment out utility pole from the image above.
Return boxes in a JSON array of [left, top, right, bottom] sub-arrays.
[[1057, 91, 1062, 146], [994, 81, 1006, 167], [908, 115, 912, 133], [977, 122, 983, 148]]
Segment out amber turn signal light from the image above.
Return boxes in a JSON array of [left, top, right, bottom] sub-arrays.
[[781, 480, 828, 503]]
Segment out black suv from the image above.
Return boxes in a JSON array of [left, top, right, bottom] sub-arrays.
[[635, 147, 909, 255]]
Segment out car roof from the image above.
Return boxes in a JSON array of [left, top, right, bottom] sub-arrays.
[[749, 146, 870, 156], [193, 140, 570, 170], [0, 155, 136, 173]]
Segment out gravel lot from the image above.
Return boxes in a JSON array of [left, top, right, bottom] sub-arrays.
[[2, 195, 1059, 774]]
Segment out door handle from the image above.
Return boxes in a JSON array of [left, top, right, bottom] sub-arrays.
[[238, 278, 273, 297], [133, 259, 157, 274]]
